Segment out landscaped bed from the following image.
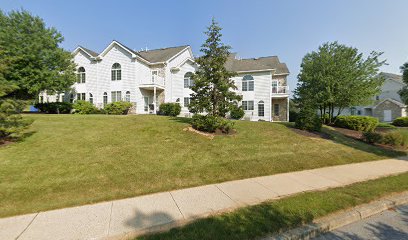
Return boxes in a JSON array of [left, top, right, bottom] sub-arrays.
[[0, 114, 403, 217]]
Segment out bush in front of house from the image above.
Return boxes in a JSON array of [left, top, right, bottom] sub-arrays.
[[295, 107, 322, 132], [159, 103, 181, 117], [229, 104, 245, 120], [0, 99, 32, 140], [104, 101, 133, 115], [34, 102, 72, 114], [191, 114, 235, 133], [392, 117, 408, 127], [382, 130, 408, 147], [72, 100, 99, 114], [334, 116, 379, 132], [363, 131, 383, 144]]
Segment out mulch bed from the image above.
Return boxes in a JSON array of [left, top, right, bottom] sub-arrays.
[[331, 126, 364, 140], [290, 128, 331, 140]]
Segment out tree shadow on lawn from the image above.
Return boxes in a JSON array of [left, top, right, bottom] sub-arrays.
[[0, 130, 37, 147], [137, 203, 313, 240], [277, 122, 405, 158]]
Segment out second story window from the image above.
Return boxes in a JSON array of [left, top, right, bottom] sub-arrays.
[[111, 63, 121, 81], [184, 72, 194, 88], [77, 67, 86, 83], [151, 70, 158, 83], [242, 75, 254, 91]]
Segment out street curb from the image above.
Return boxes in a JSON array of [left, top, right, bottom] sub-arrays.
[[262, 191, 408, 240]]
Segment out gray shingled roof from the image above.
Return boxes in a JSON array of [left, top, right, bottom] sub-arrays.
[[379, 72, 403, 83], [225, 54, 289, 74], [78, 46, 98, 57], [137, 45, 189, 63]]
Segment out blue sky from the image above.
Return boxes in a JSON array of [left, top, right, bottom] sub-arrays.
[[1, 0, 407, 93]]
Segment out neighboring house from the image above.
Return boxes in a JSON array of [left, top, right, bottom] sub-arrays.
[[39, 40, 290, 121], [339, 72, 407, 122]]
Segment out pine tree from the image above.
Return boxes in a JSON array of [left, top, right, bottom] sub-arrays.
[[189, 18, 241, 117]]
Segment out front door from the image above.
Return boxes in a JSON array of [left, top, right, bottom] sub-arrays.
[[384, 110, 392, 122], [144, 97, 149, 112]]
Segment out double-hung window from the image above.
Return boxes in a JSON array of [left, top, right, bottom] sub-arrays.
[[111, 91, 122, 102], [242, 75, 254, 91], [77, 67, 86, 83], [184, 97, 190, 107], [111, 63, 121, 81], [103, 92, 108, 106], [258, 101, 265, 117], [184, 72, 194, 88], [76, 93, 86, 101], [242, 100, 254, 111]]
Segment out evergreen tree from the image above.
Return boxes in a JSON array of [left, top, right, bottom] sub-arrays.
[[189, 18, 241, 117], [398, 62, 408, 104]]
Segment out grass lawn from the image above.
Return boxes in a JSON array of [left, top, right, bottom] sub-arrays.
[[0, 114, 403, 217], [138, 172, 408, 240]]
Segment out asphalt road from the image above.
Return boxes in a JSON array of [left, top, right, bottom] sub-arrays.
[[313, 204, 408, 240]]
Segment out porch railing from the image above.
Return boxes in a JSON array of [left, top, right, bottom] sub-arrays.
[[272, 86, 289, 94], [140, 75, 165, 86]]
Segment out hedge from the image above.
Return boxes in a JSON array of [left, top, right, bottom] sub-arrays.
[[334, 116, 378, 132], [159, 103, 181, 117], [392, 117, 408, 127], [72, 100, 99, 114], [104, 101, 133, 115], [191, 115, 234, 133], [34, 102, 72, 114]]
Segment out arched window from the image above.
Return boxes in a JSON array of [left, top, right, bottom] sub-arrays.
[[258, 100, 264, 117], [111, 63, 121, 81], [184, 72, 193, 88], [242, 75, 254, 91], [125, 91, 131, 102], [103, 92, 108, 106], [77, 67, 86, 83], [89, 93, 93, 104]]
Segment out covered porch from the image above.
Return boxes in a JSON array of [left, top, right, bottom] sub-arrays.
[[271, 96, 289, 122], [139, 85, 165, 114]]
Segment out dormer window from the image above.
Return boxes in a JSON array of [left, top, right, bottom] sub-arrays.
[[77, 67, 86, 83], [111, 63, 121, 81]]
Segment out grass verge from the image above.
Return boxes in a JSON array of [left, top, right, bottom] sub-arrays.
[[138, 172, 408, 240]]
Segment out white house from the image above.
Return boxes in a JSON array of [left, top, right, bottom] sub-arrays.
[[339, 72, 407, 122], [40, 40, 290, 121]]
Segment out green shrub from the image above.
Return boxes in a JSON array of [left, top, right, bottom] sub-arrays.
[[392, 117, 408, 127], [104, 101, 133, 115], [191, 114, 235, 133], [229, 105, 245, 120], [72, 100, 98, 114], [377, 122, 397, 129], [159, 103, 181, 117], [383, 131, 404, 146], [0, 99, 32, 139], [334, 116, 379, 132], [34, 102, 72, 114], [295, 108, 322, 132], [363, 131, 383, 144]]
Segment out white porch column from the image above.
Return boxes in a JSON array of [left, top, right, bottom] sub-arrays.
[[153, 86, 157, 114], [287, 97, 290, 122], [270, 97, 273, 122]]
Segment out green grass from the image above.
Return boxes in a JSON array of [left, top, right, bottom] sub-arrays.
[[138, 172, 408, 240], [0, 114, 402, 217]]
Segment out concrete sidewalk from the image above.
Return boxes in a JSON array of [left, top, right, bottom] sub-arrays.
[[1, 159, 408, 240]]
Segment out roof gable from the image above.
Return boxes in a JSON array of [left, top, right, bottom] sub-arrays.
[[137, 45, 190, 63]]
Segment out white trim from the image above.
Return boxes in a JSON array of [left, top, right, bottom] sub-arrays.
[[72, 47, 97, 60], [166, 46, 191, 63], [373, 98, 406, 109]]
